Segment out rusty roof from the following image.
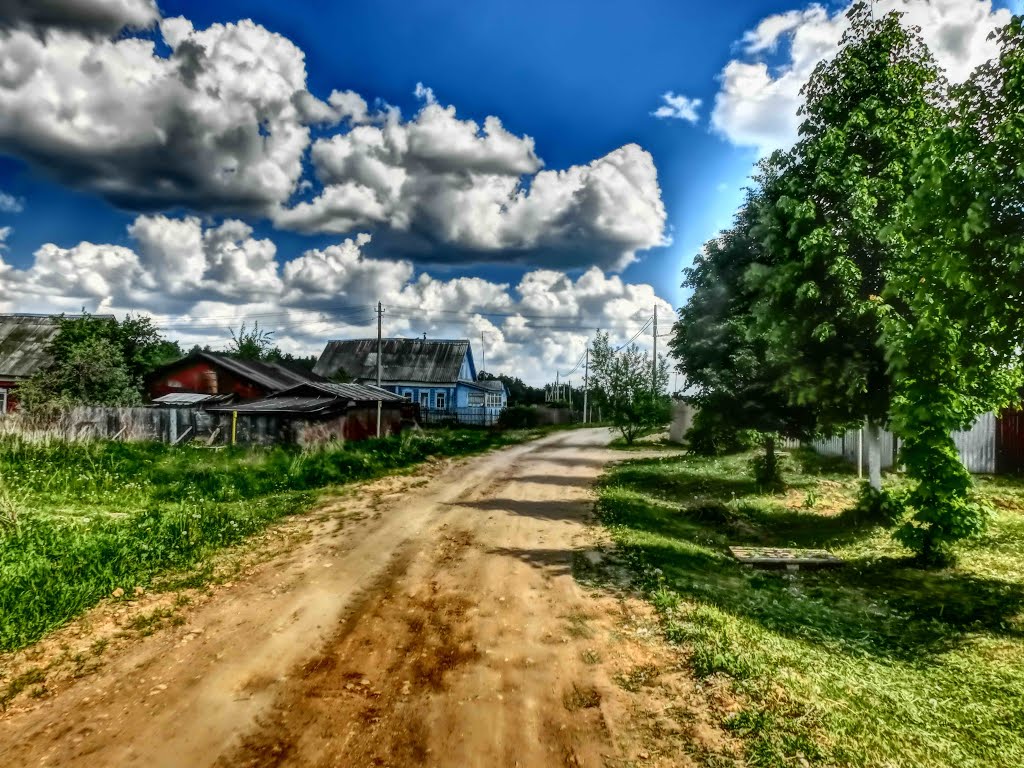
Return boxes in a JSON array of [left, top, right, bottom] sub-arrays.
[[0, 314, 67, 379], [313, 338, 472, 384]]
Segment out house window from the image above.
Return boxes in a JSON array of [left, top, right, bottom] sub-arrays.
[[435, 391, 447, 410], [486, 392, 502, 408], [468, 392, 484, 407], [0, 388, 7, 415], [420, 392, 429, 408], [403, 390, 413, 402]]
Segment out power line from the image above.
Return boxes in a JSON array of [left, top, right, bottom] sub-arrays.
[[559, 349, 587, 379], [614, 317, 654, 352]]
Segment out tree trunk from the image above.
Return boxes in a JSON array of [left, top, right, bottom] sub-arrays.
[[866, 419, 883, 491], [764, 433, 777, 483]]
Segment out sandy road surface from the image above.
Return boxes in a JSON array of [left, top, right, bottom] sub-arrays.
[[0, 429, 736, 767]]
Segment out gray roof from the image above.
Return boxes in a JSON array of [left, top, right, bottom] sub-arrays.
[[314, 338, 471, 384], [0, 314, 103, 380], [206, 381, 402, 415], [151, 392, 235, 406], [461, 379, 506, 393]]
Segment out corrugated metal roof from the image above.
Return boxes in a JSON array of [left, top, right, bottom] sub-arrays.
[[314, 338, 471, 383], [151, 392, 235, 406], [209, 395, 345, 415], [206, 381, 403, 415], [285, 381, 404, 401]]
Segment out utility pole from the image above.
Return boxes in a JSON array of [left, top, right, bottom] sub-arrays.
[[480, 331, 486, 375], [376, 301, 384, 438], [582, 346, 589, 424], [556, 370, 560, 403], [652, 304, 658, 394]]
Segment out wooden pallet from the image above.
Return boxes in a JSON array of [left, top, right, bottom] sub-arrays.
[[729, 546, 843, 571]]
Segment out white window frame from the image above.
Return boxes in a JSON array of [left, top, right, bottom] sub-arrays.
[[0, 387, 7, 415], [403, 390, 413, 402], [435, 391, 447, 410], [468, 392, 485, 407], [486, 392, 502, 408], [419, 392, 429, 408]]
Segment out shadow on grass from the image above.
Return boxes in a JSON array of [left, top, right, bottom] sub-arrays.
[[597, 456, 1024, 663]]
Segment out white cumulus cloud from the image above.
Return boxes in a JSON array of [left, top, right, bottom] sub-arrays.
[[712, 0, 1012, 153], [651, 92, 702, 123], [0, 214, 673, 384], [277, 89, 667, 271]]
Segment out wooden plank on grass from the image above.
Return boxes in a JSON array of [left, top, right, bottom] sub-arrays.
[[729, 546, 843, 570]]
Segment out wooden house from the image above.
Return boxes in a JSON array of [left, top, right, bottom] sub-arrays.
[[313, 338, 508, 425]]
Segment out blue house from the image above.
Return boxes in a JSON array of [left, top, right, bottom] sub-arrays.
[[313, 338, 508, 425]]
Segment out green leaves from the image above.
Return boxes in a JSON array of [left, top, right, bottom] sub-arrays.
[[675, 2, 1024, 561]]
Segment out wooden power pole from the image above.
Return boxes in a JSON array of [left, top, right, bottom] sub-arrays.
[[376, 301, 383, 437], [582, 346, 589, 424], [652, 304, 658, 393]]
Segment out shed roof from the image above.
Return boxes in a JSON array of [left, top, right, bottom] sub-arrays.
[[151, 392, 236, 406], [206, 381, 402, 415], [149, 351, 319, 393], [314, 338, 471, 384], [0, 314, 106, 380]]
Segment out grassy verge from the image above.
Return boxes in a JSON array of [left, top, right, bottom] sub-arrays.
[[0, 426, 550, 652], [595, 448, 1024, 768]]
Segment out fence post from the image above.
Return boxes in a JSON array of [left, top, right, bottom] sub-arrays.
[[232, 410, 238, 445]]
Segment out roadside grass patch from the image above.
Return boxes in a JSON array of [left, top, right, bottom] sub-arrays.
[[0, 426, 553, 652], [596, 450, 1024, 768]]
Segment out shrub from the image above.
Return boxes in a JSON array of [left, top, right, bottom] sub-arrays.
[[850, 483, 906, 527], [499, 405, 542, 429], [686, 409, 757, 456]]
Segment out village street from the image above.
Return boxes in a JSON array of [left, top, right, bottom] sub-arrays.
[[0, 428, 727, 767]]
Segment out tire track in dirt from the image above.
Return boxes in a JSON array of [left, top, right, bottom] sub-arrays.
[[1, 430, 741, 767]]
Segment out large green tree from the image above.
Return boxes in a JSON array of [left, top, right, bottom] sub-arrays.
[[753, 3, 947, 489], [19, 313, 181, 412], [673, 158, 818, 476], [882, 15, 1024, 560]]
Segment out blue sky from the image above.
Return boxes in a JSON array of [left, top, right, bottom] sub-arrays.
[[0, 0, 1018, 380], [0, 0, 783, 304]]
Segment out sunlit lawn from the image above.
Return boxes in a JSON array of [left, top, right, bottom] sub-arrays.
[[596, 448, 1024, 767]]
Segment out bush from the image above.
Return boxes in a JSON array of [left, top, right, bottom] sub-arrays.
[[499, 405, 543, 429], [686, 409, 757, 456], [850, 483, 906, 527], [749, 436, 786, 491]]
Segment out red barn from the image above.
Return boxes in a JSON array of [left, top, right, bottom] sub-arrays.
[[146, 351, 317, 402]]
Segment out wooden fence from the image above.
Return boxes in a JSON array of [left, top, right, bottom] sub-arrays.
[[0, 405, 403, 447]]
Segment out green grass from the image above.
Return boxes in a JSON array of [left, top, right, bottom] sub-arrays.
[[0, 426, 550, 652], [595, 448, 1024, 768]]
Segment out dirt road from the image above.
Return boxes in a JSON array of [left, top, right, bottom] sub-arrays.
[[0, 429, 735, 767]]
